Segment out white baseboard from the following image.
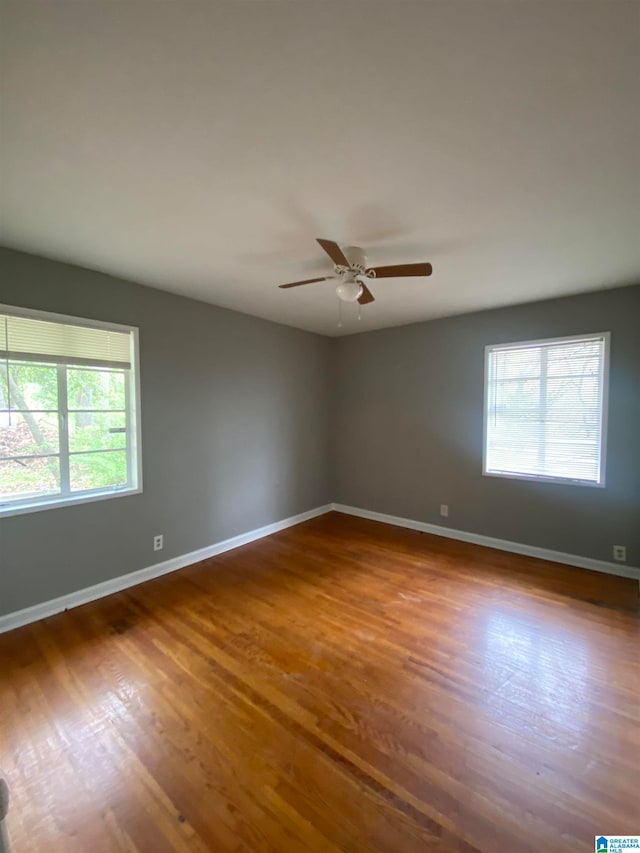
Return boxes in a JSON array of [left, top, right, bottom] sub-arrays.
[[331, 503, 640, 582], [2, 501, 636, 635], [0, 504, 332, 635]]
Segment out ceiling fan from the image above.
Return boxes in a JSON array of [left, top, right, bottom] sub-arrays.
[[278, 238, 433, 306]]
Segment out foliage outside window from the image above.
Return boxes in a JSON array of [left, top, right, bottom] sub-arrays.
[[1, 306, 141, 515]]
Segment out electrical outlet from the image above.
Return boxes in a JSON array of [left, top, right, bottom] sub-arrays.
[[153, 534, 164, 552], [440, 504, 449, 518], [613, 545, 626, 562]]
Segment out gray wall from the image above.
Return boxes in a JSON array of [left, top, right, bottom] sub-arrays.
[[0, 248, 331, 615], [1, 246, 638, 618], [332, 285, 640, 566]]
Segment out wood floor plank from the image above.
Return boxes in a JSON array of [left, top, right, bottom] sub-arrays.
[[1, 511, 638, 851]]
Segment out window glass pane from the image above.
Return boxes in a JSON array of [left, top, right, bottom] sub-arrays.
[[546, 341, 602, 377], [68, 411, 127, 453], [541, 441, 599, 481], [1, 362, 58, 411], [69, 450, 127, 492], [0, 411, 60, 458], [494, 377, 540, 412], [0, 456, 61, 501], [495, 348, 541, 380], [487, 443, 542, 477], [67, 368, 125, 411]]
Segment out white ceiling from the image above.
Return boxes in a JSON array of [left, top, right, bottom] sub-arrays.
[[1, 1, 639, 337]]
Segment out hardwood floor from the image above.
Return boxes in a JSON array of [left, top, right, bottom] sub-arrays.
[[1, 511, 638, 852]]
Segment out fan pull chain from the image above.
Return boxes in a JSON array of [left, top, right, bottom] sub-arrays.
[[357, 303, 362, 321], [337, 299, 343, 328]]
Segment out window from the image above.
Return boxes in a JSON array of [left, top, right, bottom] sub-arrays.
[[1, 305, 142, 515], [483, 333, 609, 487]]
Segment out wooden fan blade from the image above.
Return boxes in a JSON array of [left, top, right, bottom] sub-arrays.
[[369, 262, 433, 278], [358, 282, 375, 304], [279, 277, 331, 289], [316, 238, 350, 267]]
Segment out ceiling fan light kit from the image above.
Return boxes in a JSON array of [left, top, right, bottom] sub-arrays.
[[278, 238, 433, 324], [335, 275, 363, 304]]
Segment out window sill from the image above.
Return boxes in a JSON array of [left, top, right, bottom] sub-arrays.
[[482, 470, 605, 488], [0, 486, 143, 518]]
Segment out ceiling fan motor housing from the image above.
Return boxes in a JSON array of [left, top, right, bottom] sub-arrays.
[[343, 245, 367, 274]]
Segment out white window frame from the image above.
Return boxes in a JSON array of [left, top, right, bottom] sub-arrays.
[[0, 304, 143, 517], [482, 332, 610, 488]]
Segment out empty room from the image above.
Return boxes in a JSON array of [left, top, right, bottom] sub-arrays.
[[0, 2, 639, 852]]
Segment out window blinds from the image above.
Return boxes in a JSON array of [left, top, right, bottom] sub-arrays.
[[0, 311, 132, 369], [485, 335, 607, 485]]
